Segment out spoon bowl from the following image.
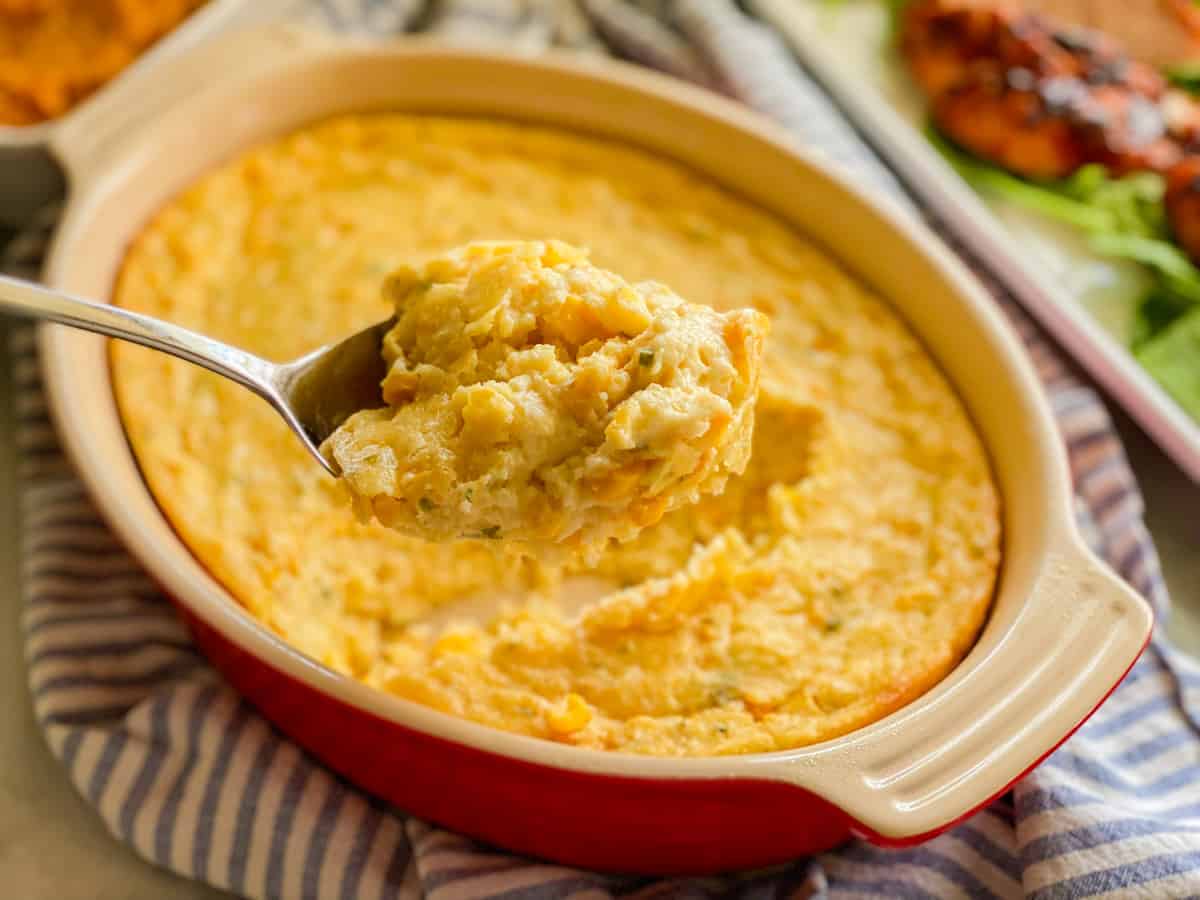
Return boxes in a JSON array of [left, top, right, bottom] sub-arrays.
[[0, 272, 392, 476], [269, 316, 396, 474]]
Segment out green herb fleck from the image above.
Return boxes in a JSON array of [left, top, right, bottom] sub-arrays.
[[824, 619, 843, 634], [709, 676, 740, 705], [481, 525, 502, 539], [464, 487, 474, 502], [418, 497, 435, 512], [638, 349, 656, 367]]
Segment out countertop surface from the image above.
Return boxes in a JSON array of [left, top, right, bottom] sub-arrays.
[[0, 304, 1196, 898]]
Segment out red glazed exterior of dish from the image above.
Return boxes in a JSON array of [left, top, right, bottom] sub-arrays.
[[182, 606, 855, 873], [179, 602, 1148, 873]]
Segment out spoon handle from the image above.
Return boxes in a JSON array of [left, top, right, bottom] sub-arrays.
[[0, 274, 277, 398]]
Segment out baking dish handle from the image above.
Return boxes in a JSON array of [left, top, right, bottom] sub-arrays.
[[49, 24, 332, 185], [764, 535, 1153, 843]]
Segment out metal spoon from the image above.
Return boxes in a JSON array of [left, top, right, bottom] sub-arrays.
[[0, 273, 394, 477]]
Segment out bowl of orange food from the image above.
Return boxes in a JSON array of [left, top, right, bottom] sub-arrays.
[[36, 25, 1153, 873], [0, 0, 290, 224]]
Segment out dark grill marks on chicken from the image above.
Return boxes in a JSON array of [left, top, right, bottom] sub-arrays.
[[930, 66, 1088, 177], [1046, 25, 1166, 97], [1081, 85, 1185, 174], [903, 0, 1200, 179], [901, 1, 1167, 96], [900, 2, 1062, 97]]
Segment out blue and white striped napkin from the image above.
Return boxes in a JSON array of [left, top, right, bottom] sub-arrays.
[[9, 1, 1200, 897]]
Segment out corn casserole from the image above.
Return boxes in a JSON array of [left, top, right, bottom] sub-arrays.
[[112, 114, 1001, 757]]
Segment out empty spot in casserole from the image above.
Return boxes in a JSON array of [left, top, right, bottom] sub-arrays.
[[111, 114, 1001, 757]]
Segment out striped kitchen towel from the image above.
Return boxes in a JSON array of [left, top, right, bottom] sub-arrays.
[[8, 1, 1200, 897]]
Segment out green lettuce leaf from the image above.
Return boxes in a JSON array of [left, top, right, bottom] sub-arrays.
[[1136, 308, 1200, 419], [1132, 285, 1198, 349], [927, 124, 1200, 420], [927, 130, 1118, 230]]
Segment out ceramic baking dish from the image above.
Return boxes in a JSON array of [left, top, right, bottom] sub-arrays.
[[0, 0, 296, 226], [36, 26, 1154, 874]]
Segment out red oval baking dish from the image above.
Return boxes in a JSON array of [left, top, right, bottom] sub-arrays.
[[35, 26, 1153, 874]]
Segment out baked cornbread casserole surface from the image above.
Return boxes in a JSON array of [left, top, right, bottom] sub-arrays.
[[112, 115, 1001, 757], [323, 239, 768, 549]]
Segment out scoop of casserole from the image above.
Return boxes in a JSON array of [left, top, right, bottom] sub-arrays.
[[321, 240, 769, 550]]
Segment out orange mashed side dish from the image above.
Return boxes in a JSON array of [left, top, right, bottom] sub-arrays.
[[0, 0, 206, 126]]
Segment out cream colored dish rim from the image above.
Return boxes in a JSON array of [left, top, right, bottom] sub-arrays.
[[36, 26, 1153, 841]]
